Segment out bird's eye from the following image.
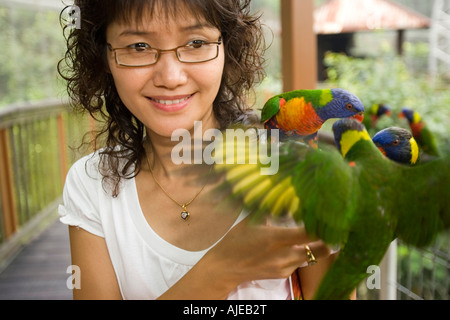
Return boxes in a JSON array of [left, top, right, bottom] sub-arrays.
[[346, 103, 353, 110], [392, 140, 399, 146]]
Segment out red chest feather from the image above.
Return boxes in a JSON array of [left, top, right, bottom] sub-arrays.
[[275, 97, 323, 135], [410, 122, 424, 139]]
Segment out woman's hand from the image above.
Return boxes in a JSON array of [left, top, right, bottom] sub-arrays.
[[158, 217, 333, 300], [208, 217, 331, 283]]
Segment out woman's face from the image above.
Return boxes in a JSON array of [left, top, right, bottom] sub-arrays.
[[106, 8, 224, 139]]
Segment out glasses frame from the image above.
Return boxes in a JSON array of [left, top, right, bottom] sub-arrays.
[[107, 37, 222, 67]]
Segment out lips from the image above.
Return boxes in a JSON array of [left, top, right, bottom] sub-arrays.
[[150, 95, 193, 105], [148, 94, 194, 112]]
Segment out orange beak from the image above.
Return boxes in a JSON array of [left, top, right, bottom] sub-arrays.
[[377, 146, 386, 156], [351, 112, 364, 123]]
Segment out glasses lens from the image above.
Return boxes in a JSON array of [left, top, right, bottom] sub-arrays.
[[178, 43, 218, 63], [117, 48, 158, 66]]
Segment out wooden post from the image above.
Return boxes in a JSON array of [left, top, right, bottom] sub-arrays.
[[0, 128, 18, 239], [397, 30, 405, 56], [57, 113, 68, 187], [280, 0, 317, 91]]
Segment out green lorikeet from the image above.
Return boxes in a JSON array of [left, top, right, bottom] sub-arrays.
[[261, 89, 364, 148], [213, 119, 449, 300], [362, 103, 392, 129], [399, 108, 440, 157], [372, 127, 419, 165]]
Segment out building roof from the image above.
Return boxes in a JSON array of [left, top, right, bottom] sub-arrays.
[[314, 0, 431, 34]]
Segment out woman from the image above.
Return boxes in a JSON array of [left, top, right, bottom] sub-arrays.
[[58, 0, 336, 300]]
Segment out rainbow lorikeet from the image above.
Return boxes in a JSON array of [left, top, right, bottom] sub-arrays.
[[399, 108, 440, 157], [213, 119, 449, 300], [372, 127, 419, 165], [261, 89, 364, 148], [362, 103, 392, 129]]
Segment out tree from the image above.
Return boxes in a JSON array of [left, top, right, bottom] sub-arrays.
[[0, 6, 65, 107]]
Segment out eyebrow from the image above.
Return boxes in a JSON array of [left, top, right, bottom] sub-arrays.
[[118, 23, 216, 38]]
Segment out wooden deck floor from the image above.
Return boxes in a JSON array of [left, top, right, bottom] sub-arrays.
[[0, 220, 73, 300]]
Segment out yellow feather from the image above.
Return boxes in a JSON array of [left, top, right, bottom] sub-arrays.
[[410, 137, 419, 164], [412, 111, 422, 124], [340, 130, 371, 158], [319, 89, 333, 106]]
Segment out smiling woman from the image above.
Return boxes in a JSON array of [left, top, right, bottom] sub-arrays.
[[57, 0, 337, 300], [58, 0, 266, 195]]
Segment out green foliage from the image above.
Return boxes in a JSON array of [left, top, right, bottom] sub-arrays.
[[251, 0, 279, 18], [0, 6, 66, 107], [397, 231, 450, 300], [323, 48, 450, 150]]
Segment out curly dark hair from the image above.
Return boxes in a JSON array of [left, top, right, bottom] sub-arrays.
[[58, 0, 266, 196]]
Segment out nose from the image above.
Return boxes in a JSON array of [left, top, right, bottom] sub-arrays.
[[151, 51, 188, 89]]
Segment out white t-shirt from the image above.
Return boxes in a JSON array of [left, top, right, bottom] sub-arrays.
[[59, 151, 293, 300]]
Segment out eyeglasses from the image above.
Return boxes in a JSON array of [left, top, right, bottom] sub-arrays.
[[107, 37, 222, 67]]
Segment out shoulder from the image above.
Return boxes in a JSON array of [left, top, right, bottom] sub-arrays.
[[67, 147, 136, 197], [63, 151, 105, 203], [67, 150, 103, 182], [60, 150, 106, 237]]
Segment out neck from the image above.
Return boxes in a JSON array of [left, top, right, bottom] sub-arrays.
[[145, 113, 220, 181], [316, 99, 340, 121], [339, 129, 372, 159]]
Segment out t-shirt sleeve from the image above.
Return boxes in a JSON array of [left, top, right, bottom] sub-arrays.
[[59, 154, 104, 238]]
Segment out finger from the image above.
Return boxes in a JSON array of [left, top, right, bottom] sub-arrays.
[[280, 240, 331, 269], [269, 226, 313, 245], [309, 240, 332, 259], [237, 216, 312, 245]]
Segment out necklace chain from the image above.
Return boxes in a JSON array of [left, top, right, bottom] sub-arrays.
[[145, 149, 209, 221]]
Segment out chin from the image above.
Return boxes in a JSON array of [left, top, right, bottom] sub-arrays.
[[148, 120, 194, 138], [146, 110, 218, 138]]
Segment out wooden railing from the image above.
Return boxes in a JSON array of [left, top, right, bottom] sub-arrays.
[[0, 99, 91, 261]]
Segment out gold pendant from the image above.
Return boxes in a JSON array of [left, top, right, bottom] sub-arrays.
[[181, 205, 190, 221]]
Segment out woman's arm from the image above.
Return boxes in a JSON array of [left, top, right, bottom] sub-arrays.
[[68, 226, 122, 300]]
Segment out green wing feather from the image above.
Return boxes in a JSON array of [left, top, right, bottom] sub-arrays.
[[292, 145, 359, 245], [214, 137, 306, 223], [260, 96, 281, 123], [419, 126, 440, 157], [394, 154, 450, 246], [213, 128, 356, 245]]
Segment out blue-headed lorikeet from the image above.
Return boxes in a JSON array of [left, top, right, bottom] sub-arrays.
[[399, 108, 440, 157], [261, 89, 364, 148], [212, 118, 449, 300], [372, 127, 419, 165]]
